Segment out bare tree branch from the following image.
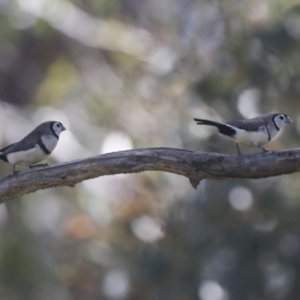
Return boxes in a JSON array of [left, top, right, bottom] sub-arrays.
[[0, 147, 299, 202]]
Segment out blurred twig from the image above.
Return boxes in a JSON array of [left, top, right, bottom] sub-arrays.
[[0, 147, 299, 202]]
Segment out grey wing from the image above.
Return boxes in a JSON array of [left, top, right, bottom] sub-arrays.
[[0, 141, 37, 154], [226, 119, 264, 132]]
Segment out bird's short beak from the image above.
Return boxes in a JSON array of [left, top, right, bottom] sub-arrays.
[[286, 116, 293, 123], [62, 125, 67, 131]]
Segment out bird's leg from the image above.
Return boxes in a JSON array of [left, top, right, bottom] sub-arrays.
[[29, 163, 49, 169], [236, 143, 242, 155], [12, 164, 20, 175]]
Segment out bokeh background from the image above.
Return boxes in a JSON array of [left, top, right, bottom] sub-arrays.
[[1, 0, 300, 299]]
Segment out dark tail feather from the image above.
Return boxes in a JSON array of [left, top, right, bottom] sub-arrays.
[[193, 118, 236, 136], [0, 153, 8, 162], [194, 118, 224, 127]]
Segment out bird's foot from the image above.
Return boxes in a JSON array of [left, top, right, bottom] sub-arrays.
[[254, 145, 268, 153]]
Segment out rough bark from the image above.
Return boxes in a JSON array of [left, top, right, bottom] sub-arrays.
[[0, 147, 299, 202]]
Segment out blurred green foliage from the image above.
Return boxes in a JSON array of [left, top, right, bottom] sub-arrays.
[[0, 0, 300, 299]]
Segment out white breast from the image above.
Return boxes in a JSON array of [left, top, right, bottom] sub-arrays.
[[268, 126, 281, 141], [6, 145, 47, 166], [228, 127, 269, 147], [41, 134, 59, 152], [6, 135, 58, 167]]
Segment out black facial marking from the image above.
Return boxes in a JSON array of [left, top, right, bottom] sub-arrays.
[[38, 138, 51, 155], [270, 128, 274, 143], [272, 114, 280, 131], [50, 122, 59, 139]]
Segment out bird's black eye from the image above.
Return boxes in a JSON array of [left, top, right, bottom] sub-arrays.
[[57, 123, 61, 127], [279, 115, 284, 120]]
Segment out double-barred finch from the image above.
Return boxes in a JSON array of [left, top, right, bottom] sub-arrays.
[[194, 113, 292, 154], [0, 121, 66, 174]]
